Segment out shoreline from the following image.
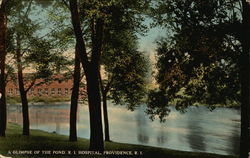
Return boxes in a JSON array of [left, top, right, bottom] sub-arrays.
[[7, 101, 240, 110], [7, 101, 71, 106]]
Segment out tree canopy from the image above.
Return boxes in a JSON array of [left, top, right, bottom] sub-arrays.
[[101, 30, 148, 110], [148, 0, 249, 157], [147, 0, 244, 121]]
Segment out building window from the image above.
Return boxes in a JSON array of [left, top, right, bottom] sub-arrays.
[[31, 88, 34, 95], [45, 88, 48, 95], [58, 88, 62, 95], [15, 88, 20, 95], [8, 88, 13, 96], [65, 88, 68, 95], [38, 88, 42, 96], [51, 88, 55, 95]]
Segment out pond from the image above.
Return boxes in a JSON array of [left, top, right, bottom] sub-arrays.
[[7, 102, 240, 156]]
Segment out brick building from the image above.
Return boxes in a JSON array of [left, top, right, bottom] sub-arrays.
[[6, 74, 84, 97]]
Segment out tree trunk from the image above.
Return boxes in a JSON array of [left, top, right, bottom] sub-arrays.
[[102, 92, 110, 141], [69, 0, 104, 151], [99, 71, 111, 142], [16, 34, 30, 136], [86, 66, 104, 151], [69, 46, 81, 142], [240, 1, 250, 158], [0, 4, 7, 137]]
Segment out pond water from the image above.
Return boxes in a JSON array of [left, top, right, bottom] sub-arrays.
[[7, 103, 240, 156]]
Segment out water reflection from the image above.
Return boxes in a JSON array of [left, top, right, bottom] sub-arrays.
[[186, 112, 206, 152], [136, 107, 149, 144], [228, 122, 240, 155], [7, 104, 240, 156], [156, 125, 167, 145], [55, 116, 61, 133]]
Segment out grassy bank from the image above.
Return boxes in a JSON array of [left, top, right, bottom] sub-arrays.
[[0, 124, 237, 158]]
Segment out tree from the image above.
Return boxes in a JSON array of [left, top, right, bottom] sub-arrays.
[[239, 1, 250, 157], [42, 1, 84, 142], [67, 0, 149, 150], [0, 0, 8, 137], [13, 35, 64, 136], [100, 30, 148, 141], [48, 2, 82, 142], [68, 0, 105, 150], [149, 0, 249, 157], [69, 45, 81, 142], [0, 0, 17, 137], [148, 0, 242, 115], [11, 0, 35, 136], [7, 0, 72, 136]]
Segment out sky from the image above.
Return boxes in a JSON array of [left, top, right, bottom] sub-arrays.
[[29, 4, 167, 57], [27, 5, 167, 82], [27, 3, 168, 76], [138, 18, 166, 55], [138, 26, 166, 54]]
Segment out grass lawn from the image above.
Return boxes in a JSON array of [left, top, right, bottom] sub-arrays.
[[0, 123, 238, 158]]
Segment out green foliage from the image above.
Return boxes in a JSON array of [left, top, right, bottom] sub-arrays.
[[63, 0, 151, 110], [46, 1, 75, 50], [7, 96, 71, 104], [6, 96, 21, 104], [25, 37, 72, 78], [6, 0, 72, 84], [78, 0, 149, 30], [70, 0, 150, 51], [147, 0, 243, 120], [146, 89, 170, 122], [108, 49, 148, 110], [101, 30, 148, 110], [28, 96, 71, 103], [33, 0, 54, 8]]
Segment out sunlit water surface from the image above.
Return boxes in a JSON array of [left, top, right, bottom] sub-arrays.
[[7, 103, 240, 156]]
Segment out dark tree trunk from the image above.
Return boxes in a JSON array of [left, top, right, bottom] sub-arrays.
[[102, 92, 110, 141], [0, 4, 7, 137], [69, 46, 81, 142], [99, 72, 111, 142], [86, 66, 104, 151], [16, 34, 30, 136], [240, 1, 250, 158], [69, 0, 104, 151]]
